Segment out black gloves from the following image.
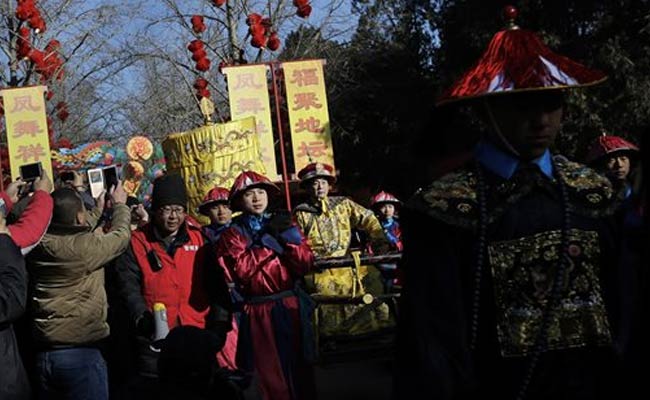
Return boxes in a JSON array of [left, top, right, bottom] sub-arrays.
[[266, 210, 293, 238], [135, 311, 155, 338]]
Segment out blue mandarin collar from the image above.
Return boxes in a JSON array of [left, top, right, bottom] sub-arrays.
[[475, 141, 554, 180]]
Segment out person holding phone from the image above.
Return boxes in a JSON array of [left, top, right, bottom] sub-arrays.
[[0, 172, 53, 254], [58, 170, 96, 211], [26, 180, 131, 400]]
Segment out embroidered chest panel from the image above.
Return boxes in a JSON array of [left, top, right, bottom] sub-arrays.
[[487, 229, 612, 357]]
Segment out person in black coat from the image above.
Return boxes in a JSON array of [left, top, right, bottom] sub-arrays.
[[394, 6, 645, 400], [0, 212, 31, 400]]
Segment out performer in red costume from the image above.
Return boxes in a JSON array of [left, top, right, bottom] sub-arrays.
[[217, 171, 316, 400]]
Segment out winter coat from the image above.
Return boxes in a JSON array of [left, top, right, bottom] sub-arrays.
[[26, 203, 131, 346], [0, 234, 31, 399]]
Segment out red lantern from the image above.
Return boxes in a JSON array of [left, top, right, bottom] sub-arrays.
[[196, 57, 211, 72], [249, 24, 265, 37], [29, 49, 44, 66], [194, 78, 209, 90], [187, 39, 204, 52], [191, 48, 207, 61], [191, 15, 206, 34], [268, 33, 281, 51], [296, 4, 312, 18], [293, 0, 309, 7], [218, 60, 228, 73], [212, 0, 226, 7], [246, 13, 263, 26], [251, 34, 268, 48], [197, 88, 211, 99], [15, 1, 36, 21]]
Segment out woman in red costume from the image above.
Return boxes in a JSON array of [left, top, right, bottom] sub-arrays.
[[217, 171, 316, 400]]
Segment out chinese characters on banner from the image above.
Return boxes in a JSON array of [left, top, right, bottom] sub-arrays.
[[281, 60, 335, 173], [223, 64, 279, 179], [0, 86, 52, 180]]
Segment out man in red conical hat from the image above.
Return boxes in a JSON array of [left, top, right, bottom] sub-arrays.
[[586, 134, 640, 199], [395, 6, 643, 400], [198, 186, 233, 244], [217, 171, 316, 400]]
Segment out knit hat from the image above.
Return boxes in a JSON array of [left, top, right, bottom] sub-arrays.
[[151, 174, 187, 210]]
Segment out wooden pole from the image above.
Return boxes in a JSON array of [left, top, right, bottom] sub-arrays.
[[270, 61, 292, 209]]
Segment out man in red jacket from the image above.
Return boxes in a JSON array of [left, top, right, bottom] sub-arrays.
[[0, 173, 53, 253], [114, 174, 232, 393]]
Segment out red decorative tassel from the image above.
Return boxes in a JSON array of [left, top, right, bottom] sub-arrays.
[[438, 28, 606, 104]]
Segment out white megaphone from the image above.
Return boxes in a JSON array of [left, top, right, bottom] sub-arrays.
[[149, 302, 169, 352]]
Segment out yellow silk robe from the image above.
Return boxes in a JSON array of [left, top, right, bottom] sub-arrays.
[[294, 196, 394, 338]]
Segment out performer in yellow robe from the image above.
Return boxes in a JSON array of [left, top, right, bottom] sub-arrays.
[[293, 162, 393, 341]]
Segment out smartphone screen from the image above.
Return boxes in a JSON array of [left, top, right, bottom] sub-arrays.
[[60, 171, 75, 182], [88, 168, 105, 198], [19, 162, 43, 182], [103, 166, 118, 191]]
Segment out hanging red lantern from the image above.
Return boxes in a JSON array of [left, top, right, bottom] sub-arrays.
[[191, 15, 207, 33], [246, 13, 263, 26], [296, 4, 312, 18], [251, 35, 268, 49], [267, 33, 281, 51], [196, 57, 211, 72]]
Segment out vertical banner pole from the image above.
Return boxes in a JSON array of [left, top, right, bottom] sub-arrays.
[[270, 61, 292, 210]]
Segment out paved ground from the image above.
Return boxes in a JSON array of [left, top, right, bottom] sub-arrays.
[[314, 359, 393, 400], [243, 358, 394, 400]]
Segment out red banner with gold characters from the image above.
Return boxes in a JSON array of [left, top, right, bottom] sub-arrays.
[[0, 86, 52, 180], [222, 64, 278, 179], [281, 59, 335, 174]]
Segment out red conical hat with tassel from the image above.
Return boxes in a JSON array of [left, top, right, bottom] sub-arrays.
[[370, 191, 401, 208], [437, 5, 607, 106], [586, 134, 639, 165], [198, 187, 230, 215], [229, 171, 280, 211]]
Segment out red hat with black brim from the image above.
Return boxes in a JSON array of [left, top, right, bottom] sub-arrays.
[[436, 5, 607, 106], [370, 191, 401, 210], [229, 171, 280, 211], [198, 187, 230, 216], [586, 134, 639, 165]]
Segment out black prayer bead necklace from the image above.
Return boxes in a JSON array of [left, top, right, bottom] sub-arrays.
[[471, 158, 572, 400]]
